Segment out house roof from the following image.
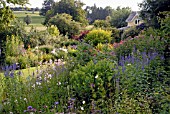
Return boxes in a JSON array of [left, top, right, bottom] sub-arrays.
[[126, 11, 138, 22]]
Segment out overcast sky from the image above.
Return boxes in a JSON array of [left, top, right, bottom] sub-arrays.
[[28, 0, 143, 11]]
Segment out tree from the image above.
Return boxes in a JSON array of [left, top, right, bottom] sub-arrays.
[[43, 0, 88, 26], [139, 0, 170, 28], [40, 0, 54, 16], [48, 13, 81, 37], [110, 7, 131, 28], [24, 15, 32, 25], [85, 5, 113, 24]]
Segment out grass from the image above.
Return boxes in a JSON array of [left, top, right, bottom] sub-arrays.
[[13, 11, 46, 31], [14, 11, 45, 25]]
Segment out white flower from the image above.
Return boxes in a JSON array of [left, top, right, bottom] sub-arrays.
[[51, 49, 56, 54], [24, 98, 27, 102], [95, 75, 98, 79], [82, 101, 85, 104], [57, 82, 61, 85], [80, 106, 84, 110], [59, 48, 68, 53], [9, 112, 13, 114], [35, 46, 38, 50], [32, 84, 35, 88], [14, 100, 18, 103], [127, 63, 131, 66], [44, 77, 47, 81], [48, 74, 52, 79], [36, 82, 41, 85]]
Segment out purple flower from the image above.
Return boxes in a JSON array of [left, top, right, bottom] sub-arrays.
[[55, 101, 59, 105], [4, 71, 9, 77], [12, 63, 17, 70], [10, 72, 14, 78], [122, 66, 126, 73], [27, 106, 33, 110], [160, 55, 165, 60], [90, 83, 95, 88]]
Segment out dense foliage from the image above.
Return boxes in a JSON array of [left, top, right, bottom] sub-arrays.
[[110, 7, 131, 28], [139, 0, 170, 28], [84, 29, 112, 46], [43, 0, 88, 26], [0, 0, 170, 113], [48, 13, 81, 37]]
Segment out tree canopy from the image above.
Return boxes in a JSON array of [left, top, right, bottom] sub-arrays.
[[85, 4, 112, 24], [139, 0, 170, 28], [48, 13, 81, 37], [110, 7, 131, 28], [40, 0, 54, 16], [43, 0, 88, 26]]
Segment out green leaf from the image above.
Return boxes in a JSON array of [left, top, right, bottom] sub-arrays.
[[108, 76, 112, 81]]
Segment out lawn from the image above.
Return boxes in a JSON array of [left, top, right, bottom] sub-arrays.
[[13, 11, 46, 31]]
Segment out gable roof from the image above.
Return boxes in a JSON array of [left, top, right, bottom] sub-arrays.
[[126, 11, 138, 22]]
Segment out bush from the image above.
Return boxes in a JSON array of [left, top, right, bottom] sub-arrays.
[[121, 27, 140, 39], [84, 29, 112, 46], [38, 45, 54, 54], [18, 55, 30, 69], [6, 35, 23, 57], [70, 59, 115, 111], [48, 13, 81, 38], [105, 27, 120, 43], [93, 20, 110, 28], [23, 15, 32, 25], [42, 54, 55, 62], [47, 25, 60, 37], [5, 56, 17, 65]]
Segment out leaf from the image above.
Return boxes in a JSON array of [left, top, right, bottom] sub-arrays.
[[108, 76, 112, 81]]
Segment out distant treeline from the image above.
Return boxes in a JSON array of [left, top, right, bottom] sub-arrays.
[[10, 7, 40, 11]]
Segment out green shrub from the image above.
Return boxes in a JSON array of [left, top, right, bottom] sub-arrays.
[[18, 55, 30, 69], [6, 35, 23, 57], [84, 29, 112, 46], [122, 27, 140, 39], [38, 45, 54, 54], [49, 13, 81, 38], [47, 25, 60, 37], [106, 27, 120, 43], [70, 59, 115, 111], [42, 54, 55, 62], [5, 56, 17, 65], [93, 20, 110, 28]]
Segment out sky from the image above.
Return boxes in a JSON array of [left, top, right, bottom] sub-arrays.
[[28, 0, 143, 11]]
